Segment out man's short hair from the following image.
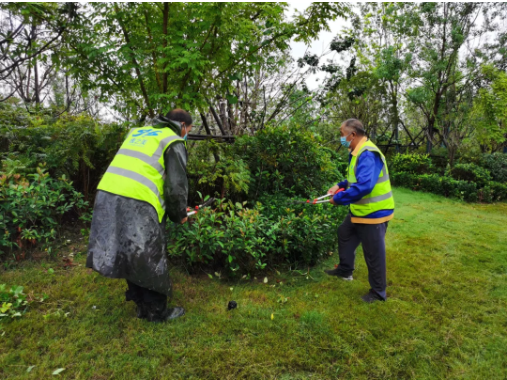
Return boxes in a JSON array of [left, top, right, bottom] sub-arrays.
[[166, 108, 192, 126], [343, 118, 366, 136]]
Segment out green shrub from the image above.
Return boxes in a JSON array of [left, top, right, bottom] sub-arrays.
[[322, 146, 349, 177], [390, 153, 433, 175], [489, 181, 507, 202], [479, 153, 507, 183], [186, 140, 251, 204], [167, 197, 347, 276], [234, 125, 342, 199], [450, 163, 492, 187], [0, 105, 127, 199], [391, 171, 507, 203], [0, 166, 89, 256]]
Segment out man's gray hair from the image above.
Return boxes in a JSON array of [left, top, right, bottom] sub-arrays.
[[343, 118, 366, 136]]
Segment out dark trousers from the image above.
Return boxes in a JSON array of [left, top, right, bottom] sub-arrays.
[[125, 280, 167, 305], [337, 214, 388, 299]]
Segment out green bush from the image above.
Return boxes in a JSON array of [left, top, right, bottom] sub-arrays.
[[390, 153, 433, 175], [186, 140, 251, 204], [0, 104, 127, 199], [234, 125, 342, 199], [479, 153, 507, 183], [167, 197, 347, 276], [489, 181, 507, 202], [450, 163, 492, 187], [391, 172, 507, 203], [0, 166, 89, 256]]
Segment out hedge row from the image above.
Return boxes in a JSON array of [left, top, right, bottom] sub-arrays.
[[391, 172, 507, 203]]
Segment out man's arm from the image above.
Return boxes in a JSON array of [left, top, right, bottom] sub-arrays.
[[163, 141, 189, 223], [332, 151, 383, 205]]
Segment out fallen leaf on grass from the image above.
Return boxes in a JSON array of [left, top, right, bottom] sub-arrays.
[[27, 366, 36, 373], [52, 368, 65, 375], [271, 313, 274, 320], [62, 258, 75, 268]]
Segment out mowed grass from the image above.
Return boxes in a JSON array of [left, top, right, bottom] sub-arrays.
[[1, 188, 507, 379]]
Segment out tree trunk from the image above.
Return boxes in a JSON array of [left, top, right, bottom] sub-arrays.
[[219, 99, 229, 132]]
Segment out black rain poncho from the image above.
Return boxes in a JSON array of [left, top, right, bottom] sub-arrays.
[[86, 117, 188, 296]]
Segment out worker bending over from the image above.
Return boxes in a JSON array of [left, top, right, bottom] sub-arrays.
[[87, 109, 192, 321]]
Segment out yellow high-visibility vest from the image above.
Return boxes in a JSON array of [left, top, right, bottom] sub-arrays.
[[97, 126, 185, 222], [347, 140, 395, 220]]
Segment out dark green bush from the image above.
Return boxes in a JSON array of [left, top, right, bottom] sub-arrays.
[[390, 153, 433, 175], [390, 172, 507, 203], [0, 166, 89, 256], [234, 125, 342, 199], [186, 140, 250, 204], [489, 181, 507, 202], [167, 197, 347, 276], [450, 163, 492, 187], [1, 105, 127, 199], [479, 153, 507, 183]]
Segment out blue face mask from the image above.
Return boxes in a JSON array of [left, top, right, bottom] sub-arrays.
[[182, 124, 188, 141], [340, 133, 353, 148]]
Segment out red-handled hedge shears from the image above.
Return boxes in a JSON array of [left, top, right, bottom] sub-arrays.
[[187, 197, 215, 217]]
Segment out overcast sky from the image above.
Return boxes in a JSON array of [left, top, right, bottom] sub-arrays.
[[288, 1, 352, 89]]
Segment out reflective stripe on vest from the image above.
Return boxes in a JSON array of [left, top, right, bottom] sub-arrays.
[[117, 149, 165, 176], [347, 140, 395, 217], [353, 190, 393, 205], [105, 166, 165, 208], [97, 127, 184, 222]]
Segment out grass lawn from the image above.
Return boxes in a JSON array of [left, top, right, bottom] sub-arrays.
[[1, 188, 507, 379]]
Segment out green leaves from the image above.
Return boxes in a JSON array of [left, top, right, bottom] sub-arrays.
[[0, 284, 30, 320], [167, 192, 347, 278], [226, 94, 238, 105], [0, 162, 90, 252], [228, 73, 243, 82]]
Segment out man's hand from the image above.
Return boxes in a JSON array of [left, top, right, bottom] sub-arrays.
[[330, 197, 337, 205], [328, 184, 340, 194], [180, 217, 188, 224]]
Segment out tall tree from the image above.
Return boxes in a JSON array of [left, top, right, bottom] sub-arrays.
[[62, 2, 349, 121], [0, 3, 77, 105], [405, 3, 486, 153]]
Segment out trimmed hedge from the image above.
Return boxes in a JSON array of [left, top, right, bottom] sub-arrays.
[[480, 153, 507, 183], [167, 197, 348, 276], [390, 153, 433, 175], [391, 172, 507, 203], [450, 163, 492, 187]]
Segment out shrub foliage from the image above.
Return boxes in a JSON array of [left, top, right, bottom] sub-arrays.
[[0, 166, 89, 256], [390, 153, 507, 203], [167, 197, 347, 275]]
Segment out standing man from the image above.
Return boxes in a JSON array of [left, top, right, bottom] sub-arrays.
[[87, 109, 192, 322], [325, 119, 394, 303]]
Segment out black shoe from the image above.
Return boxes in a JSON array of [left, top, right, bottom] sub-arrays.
[[324, 267, 353, 281], [361, 290, 385, 303], [136, 303, 148, 319]]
